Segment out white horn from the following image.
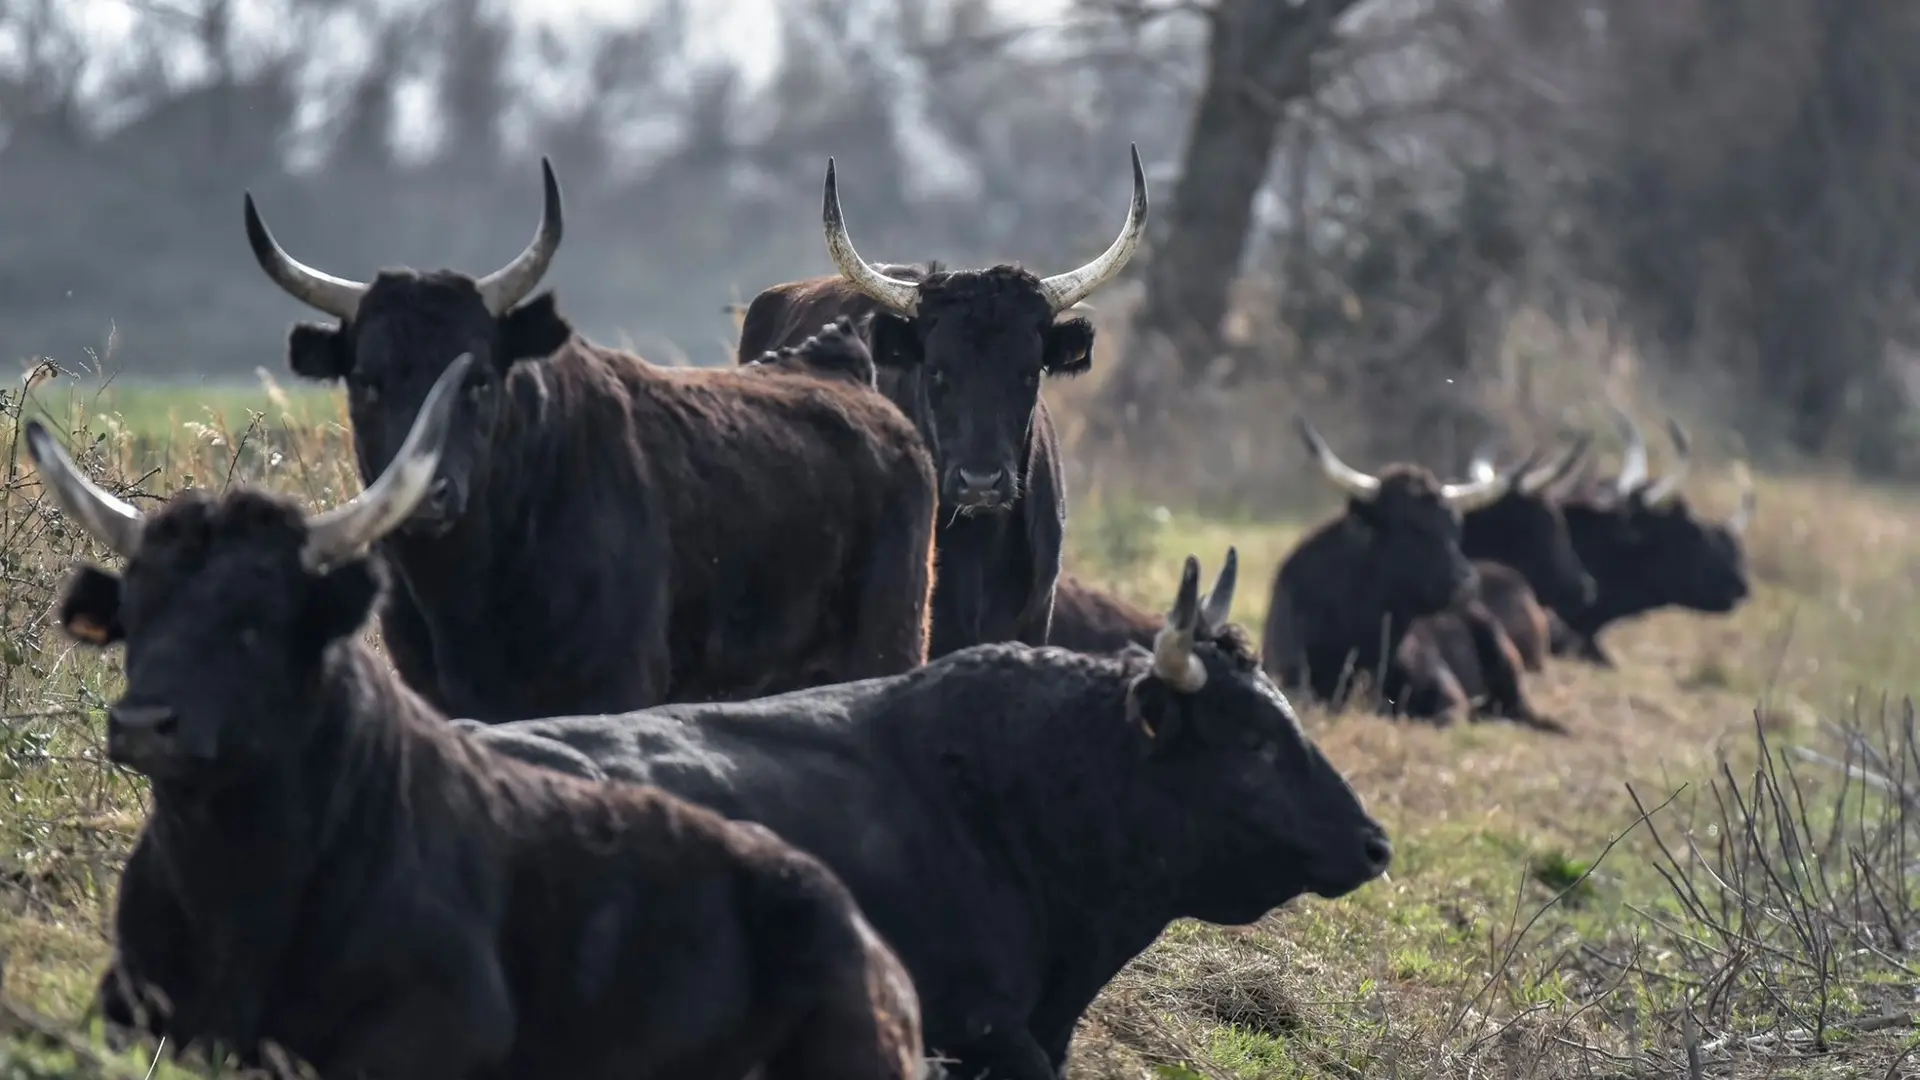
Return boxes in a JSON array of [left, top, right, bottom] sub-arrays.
[[1152, 555, 1207, 692], [1439, 471, 1507, 513], [301, 353, 472, 570], [1037, 144, 1149, 314], [475, 158, 566, 316], [1728, 487, 1755, 536], [821, 157, 920, 317], [23, 423, 145, 559], [1611, 405, 1648, 496], [1519, 434, 1592, 495], [1640, 417, 1692, 507], [1198, 547, 1238, 635], [244, 193, 368, 319], [1297, 417, 1381, 502]]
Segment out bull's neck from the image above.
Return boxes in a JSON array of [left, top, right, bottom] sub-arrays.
[[138, 645, 447, 1017], [916, 652, 1194, 933]]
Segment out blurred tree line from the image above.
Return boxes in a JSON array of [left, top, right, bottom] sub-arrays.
[[2, 0, 1918, 476]]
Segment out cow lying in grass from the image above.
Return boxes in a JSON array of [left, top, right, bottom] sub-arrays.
[[28, 354, 923, 1080], [464, 548, 1393, 1080]]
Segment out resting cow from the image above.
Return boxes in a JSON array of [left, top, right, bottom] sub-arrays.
[[1262, 418, 1531, 720], [242, 158, 937, 721], [26, 358, 923, 1080], [1552, 409, 1754, 666], [735, 147, 1149, 658], [465, 550, 1392, 1080], [1391, 438, 1597, 731], [1044, 571, 1160, 654]]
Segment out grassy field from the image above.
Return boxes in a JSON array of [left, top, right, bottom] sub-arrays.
[[3, 376, 1919, 1079]]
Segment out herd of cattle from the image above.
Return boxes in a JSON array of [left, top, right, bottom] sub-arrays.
[[18, 148, 1755, 1080]]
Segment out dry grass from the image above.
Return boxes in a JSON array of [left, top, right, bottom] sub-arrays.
[[2, 353, 1919, 1079]]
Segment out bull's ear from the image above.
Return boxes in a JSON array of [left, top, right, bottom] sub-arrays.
[[303, 559, 383, 648], [288, 323, 352, 382], [1126, 675, 1189, 757], [59, 565, 125, 647], [500, 291, 573, 368], [1042, 318, 1094, 376], [867, 313, 923, 370]]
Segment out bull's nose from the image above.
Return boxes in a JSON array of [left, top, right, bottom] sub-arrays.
[[108, 703, 178, 735], [1363, 831, 1394, 874], [106, 703, 181, 773], [957, 467, 1006, 492]]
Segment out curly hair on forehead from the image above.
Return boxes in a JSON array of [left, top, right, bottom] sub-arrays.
[[1373, 463, 1447, 494], [1204, 623, 1260, 672]]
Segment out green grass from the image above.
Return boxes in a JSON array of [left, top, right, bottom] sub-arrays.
[[5, 392, 1920, 1079], [21, 374, 342, 442]]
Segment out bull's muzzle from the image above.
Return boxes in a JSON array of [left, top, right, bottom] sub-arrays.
[[945, 466, 1012, 512]]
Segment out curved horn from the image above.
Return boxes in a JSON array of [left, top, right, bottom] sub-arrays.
[[1198, 547, 1239, 634], [1037, 144, 1149, 314], [821, 157, 920, 317], [475, 158, 565, 317], [1439, 470, 1507, 513], [1466, 437, 1501, 485], [1640, 417, 1693, 507], [1152, 555, 1207, 693], [244, 192, 368, 319], [1297, 416, 1381, 501], [1728, 487, 1755, 537], [1611, 405, 1648, 496], [1519, 433, 1593, 495], [301, 353, 472, 570], [23, 423, 145, 559]]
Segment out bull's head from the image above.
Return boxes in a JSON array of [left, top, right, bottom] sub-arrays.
[[31, 356, 468, 782], [1457, 435, 1598, 611], [243, 160, 572, 537], [1127, 549, 1393, 912], [822, 147, 1148, 511], [1563, 408, 1753, 616], [1297, 417, 1510, 616]]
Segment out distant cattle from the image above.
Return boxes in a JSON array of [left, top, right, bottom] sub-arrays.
[[1262, 418, 1524, 718], [25, 364, 924, 1080], [466, 549, 1392, 1080], [242, 158, 938, 721], [1551, 409, 1754, 665], [1046, 571, 1160, 653], [735, 148, 1149, 658], [1387, 437, 1599, 731]]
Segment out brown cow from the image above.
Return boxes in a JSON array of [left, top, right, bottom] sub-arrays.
[[242, 159, 938, 722], [1046, 571, 1160, 654]]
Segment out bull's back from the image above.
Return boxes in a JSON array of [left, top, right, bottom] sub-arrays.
[[736, 279, 895, 362], [1470, 562, 1550, 670], [1050, 574, 1156, 653]]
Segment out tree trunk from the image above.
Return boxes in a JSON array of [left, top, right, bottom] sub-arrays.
[[1135, 0, 1368, 378]]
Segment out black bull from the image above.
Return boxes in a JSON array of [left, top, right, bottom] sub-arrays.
[[241, 157, 940, 723], [734, 148, 1148, 658], [462, 549, 1392, 1080]]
